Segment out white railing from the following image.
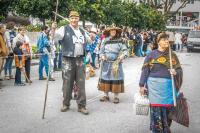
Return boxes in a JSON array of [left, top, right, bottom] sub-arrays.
[[166, 19, 199, 29]]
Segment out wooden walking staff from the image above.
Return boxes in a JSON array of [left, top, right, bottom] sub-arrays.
[[168, 44, 177, 107], [42, 0, 59, 119], [21, 68, 31, 85], [52, 11, 69, 22]]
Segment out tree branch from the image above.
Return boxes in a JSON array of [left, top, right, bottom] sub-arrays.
[[167, 0, 189, 19]]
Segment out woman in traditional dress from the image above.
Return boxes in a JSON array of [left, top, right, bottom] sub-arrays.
[[139, 32, 183, 133], [98, 26, 128, 104]]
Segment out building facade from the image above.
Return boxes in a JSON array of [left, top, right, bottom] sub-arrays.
[[122, 0, 200, 30], [167, 0, 200, 30]]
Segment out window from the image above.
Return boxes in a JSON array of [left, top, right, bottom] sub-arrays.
[[189, 0, 194, 4]]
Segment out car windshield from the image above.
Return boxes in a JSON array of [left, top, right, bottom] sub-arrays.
[[189, 31, 200, 38]]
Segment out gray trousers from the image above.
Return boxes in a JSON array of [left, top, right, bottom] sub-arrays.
[[62, 57, 86, 108]]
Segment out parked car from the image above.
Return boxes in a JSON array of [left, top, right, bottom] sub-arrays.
[[187, 30, 200, 52]]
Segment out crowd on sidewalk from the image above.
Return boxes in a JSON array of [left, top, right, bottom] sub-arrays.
[[0, 22, 188, 88], [0, 22, 33, 87]]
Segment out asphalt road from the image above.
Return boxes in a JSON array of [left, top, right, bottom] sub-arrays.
[[0, 51, 200, 133]]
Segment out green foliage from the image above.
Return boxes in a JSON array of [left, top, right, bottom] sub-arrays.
[[14, 0, 55, 25], [1, 0, 165, 30], [58, 20, 69, 27], [101, 1, 165, 30], [31, 45, 38, 53], [26, 24, 42, 32], [133, 4, 165, 30], [0, 15, 5, 22], [31, 45, 39, 59], [66, 0, 104, 26], [0, 0, 16, 20]]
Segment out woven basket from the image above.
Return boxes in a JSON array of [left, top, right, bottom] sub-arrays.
[[134, 93, 150, 116]]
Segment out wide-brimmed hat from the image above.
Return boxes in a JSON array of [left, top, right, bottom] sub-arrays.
[[103, 26, 122, 37], [69, 11, 79, 18]]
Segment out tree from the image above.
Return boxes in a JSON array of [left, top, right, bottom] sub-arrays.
[[14, 0, 53, 25], [1, 0, 165, 30], [101, 0, 165, 30], [139, 0, 194, 19], [0, 0, 16, 21], [66, 0, 104, 27], [101, 0, 127, 26]]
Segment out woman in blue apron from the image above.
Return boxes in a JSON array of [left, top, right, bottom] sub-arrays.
[[139, 32, 183, 133]]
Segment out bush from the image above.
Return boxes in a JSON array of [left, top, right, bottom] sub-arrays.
[[46, 20, 69, 29], [32, 45, 38, 54], [26, 24, 42, 32], [0, 15, 5, 22], [58, 20, 69, 27], [31, 45, 39, 59]]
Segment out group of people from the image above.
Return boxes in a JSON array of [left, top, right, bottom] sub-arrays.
[[0, 21, 65, 87], [46, 11, 129, 114], [0, 22, 32, 86], [51, 11, 185, 133], [0, 10, 187, 133]]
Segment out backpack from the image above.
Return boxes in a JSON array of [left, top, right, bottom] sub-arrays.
[[9, 30, 16, 45]]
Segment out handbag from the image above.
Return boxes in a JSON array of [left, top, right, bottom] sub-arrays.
[[168, 92, 189, 127], [134, 93, 150, 116]]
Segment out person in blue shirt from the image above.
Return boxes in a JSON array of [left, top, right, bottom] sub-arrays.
[[37, 26, 55, 81], [85, 28, 99, 68]]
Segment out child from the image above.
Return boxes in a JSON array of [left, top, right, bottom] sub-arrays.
[[13, 41, 25, 86]]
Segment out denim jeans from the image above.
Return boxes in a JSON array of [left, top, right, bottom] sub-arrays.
[[39, 55, 49, 78], [4, 57, 13, 76], [91, 53, 96, 68], [54, 52, 62, 70], [15, 67, 22, 84], [176, 43, 182, 51]]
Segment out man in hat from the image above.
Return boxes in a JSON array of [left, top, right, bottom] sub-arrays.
[[53, 11, 91, 115]]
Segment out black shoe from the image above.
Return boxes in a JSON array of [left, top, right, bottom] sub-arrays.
[[49, 78, 55, 81], [39, 77, 47, 80], [113, 97, 119, 104]]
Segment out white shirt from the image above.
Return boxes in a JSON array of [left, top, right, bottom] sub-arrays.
[[175, 33, 182, 44], [13, 34, 30, 48], [54, 25, 91, 56]]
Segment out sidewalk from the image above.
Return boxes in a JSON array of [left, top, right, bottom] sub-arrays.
[[0, 59, 39, 79]]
